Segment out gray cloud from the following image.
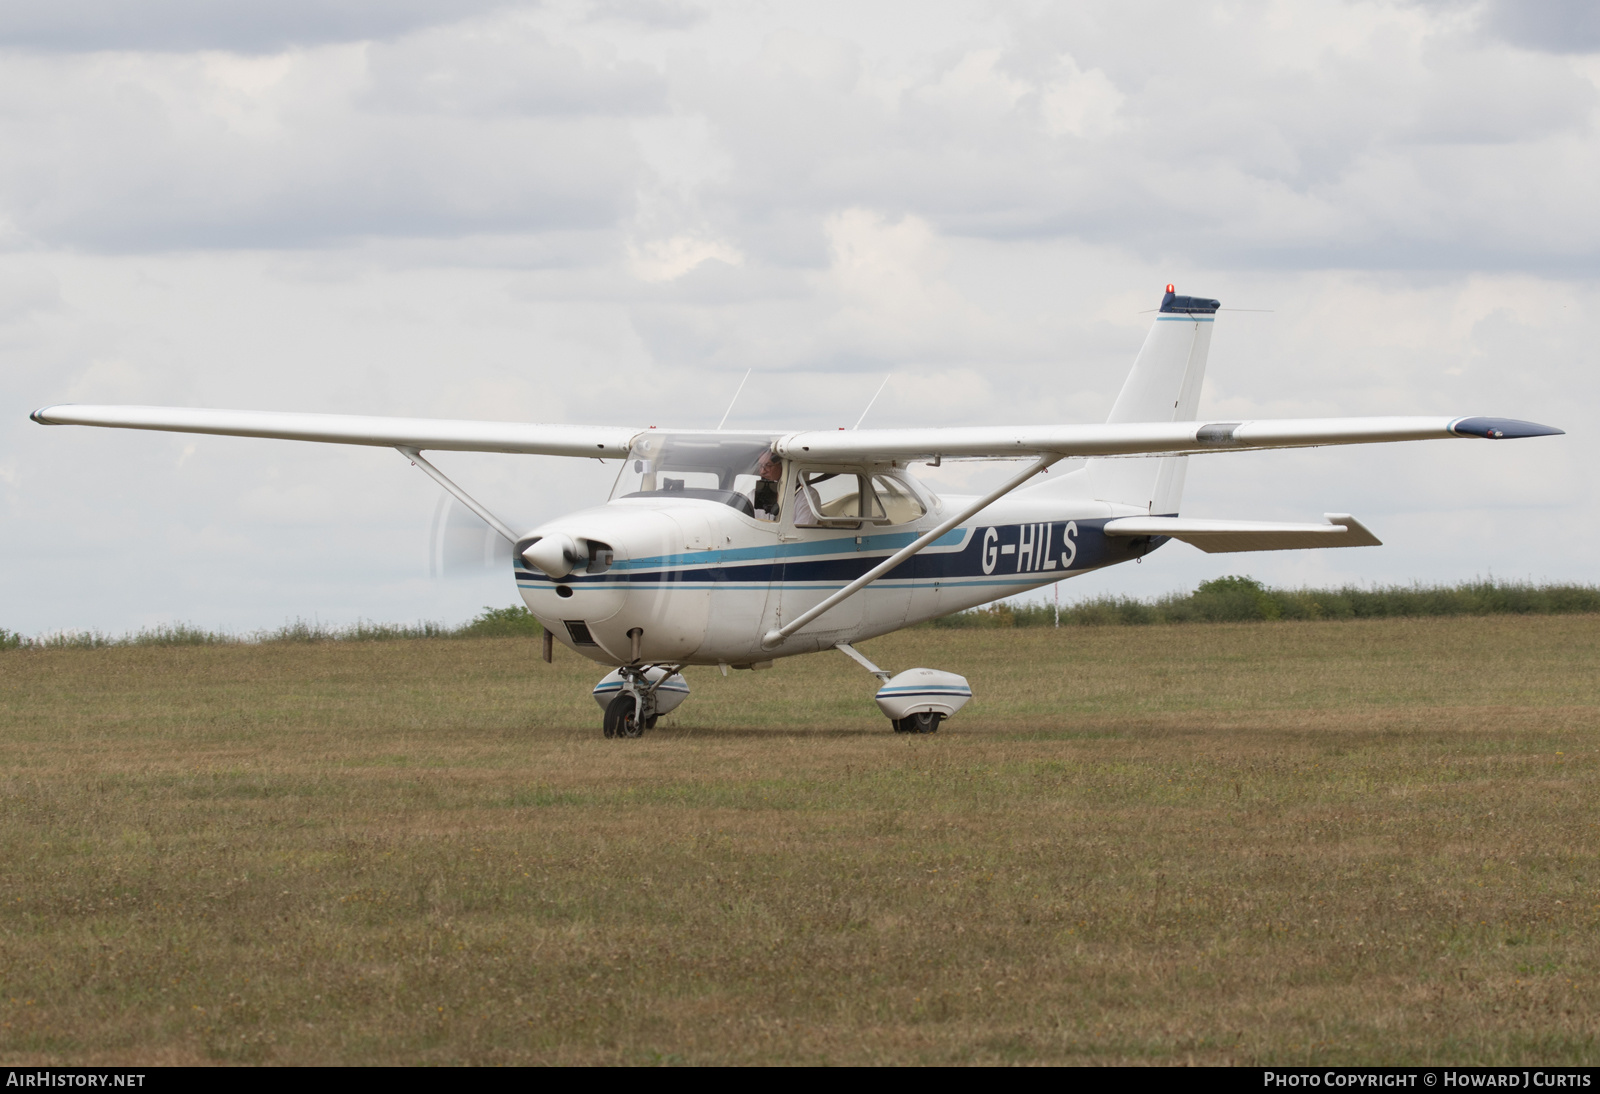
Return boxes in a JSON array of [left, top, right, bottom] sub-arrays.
[[1, 2, 1596, 271], [672, 11, 1600, 274], [364, 24, 667, 116], [0, 34, 655, 250], [0, 0, 520, 53], [586, 0, 707, 31], [1485, 0, 1600, 54]]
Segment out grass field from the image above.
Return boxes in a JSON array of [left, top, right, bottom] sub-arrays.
[[1, 616, 1597, 1065]]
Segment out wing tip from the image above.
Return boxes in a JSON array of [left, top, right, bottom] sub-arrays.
[[1449, 416, 1564, 439], [1324, 513, 1382, 547], [30, 405, 61, 425]]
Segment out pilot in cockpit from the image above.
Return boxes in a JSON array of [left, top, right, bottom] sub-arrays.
[[751, 449, 782, 521]]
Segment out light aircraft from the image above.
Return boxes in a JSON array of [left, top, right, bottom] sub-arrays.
[[31, 287, 1561, 737]]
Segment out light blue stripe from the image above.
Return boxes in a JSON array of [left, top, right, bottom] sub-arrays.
[[520, 575, 1066, 593], [610, 526, 970, 573]]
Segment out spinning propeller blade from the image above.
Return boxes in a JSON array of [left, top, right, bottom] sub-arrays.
[[428, 493, 517, 578]]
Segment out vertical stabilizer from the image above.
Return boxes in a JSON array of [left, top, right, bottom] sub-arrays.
[[1090, 286, 1218, 513]]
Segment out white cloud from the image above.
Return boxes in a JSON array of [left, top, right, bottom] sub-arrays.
[[627, 233, 742, 281], [1038, 56, 1123, 138]]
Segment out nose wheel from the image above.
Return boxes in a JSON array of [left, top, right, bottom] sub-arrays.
[[603, 693, 652, 738]]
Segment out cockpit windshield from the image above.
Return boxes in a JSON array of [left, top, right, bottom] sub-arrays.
[[610, 433, 781, 519]]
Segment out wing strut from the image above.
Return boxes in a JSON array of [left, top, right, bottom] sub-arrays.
[[396, 446, 517, 544], [762, 454, 1061, 649], [835, 642, 890, 681]]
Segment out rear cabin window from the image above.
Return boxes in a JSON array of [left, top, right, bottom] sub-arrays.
[[871, 474, 926, 523], [793, 470, 925, 528]]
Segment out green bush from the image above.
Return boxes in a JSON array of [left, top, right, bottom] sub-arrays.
[[31, 631, 115, 649], [933, 579, 1600, 628], [1, 605, 542, 650], [127, 624, 237, 646], [1188, 575, 1282, 622], [454, 605, 544, 639]]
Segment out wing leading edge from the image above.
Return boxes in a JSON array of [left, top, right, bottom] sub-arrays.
[[30, 404, 637, 458], [773, 415, 1562, 462], [29, 405, 1559, 462]]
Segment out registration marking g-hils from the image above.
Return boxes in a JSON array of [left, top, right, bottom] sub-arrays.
[[982, 521, 1079, 575]]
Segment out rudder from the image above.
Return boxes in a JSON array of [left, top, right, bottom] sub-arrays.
[[1090, 285, 1219, 513]]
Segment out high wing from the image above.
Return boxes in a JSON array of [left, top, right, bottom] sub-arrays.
[[29, 404, 637, 457], [774, 415, 1562, 462], [30, 405, 1560, 460], [1104, 513, 1382, 553]]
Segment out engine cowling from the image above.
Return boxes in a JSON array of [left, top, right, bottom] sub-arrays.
[[517, 503, 715, 664]]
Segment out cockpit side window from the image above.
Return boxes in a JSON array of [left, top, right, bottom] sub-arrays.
[[610, 434, 780, 520]]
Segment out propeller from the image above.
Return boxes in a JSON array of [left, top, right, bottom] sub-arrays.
[[428, 493, 519, 578]]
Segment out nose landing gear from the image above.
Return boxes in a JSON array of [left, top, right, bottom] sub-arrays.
[[591, 665, 689, 739]]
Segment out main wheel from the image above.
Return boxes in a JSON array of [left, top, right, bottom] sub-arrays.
[[604, 693, 645, 739], [899, 711, 942, 734]]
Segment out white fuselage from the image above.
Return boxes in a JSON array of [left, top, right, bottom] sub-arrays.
[[516, 473, 1156, 668]]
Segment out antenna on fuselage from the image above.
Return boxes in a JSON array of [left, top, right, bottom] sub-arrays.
[[853, 373, 892, 430], [716, 369, 752, 431]]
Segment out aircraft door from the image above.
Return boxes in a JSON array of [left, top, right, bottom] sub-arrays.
[[864, 473, 922, 632], [772, 529, 864, 650], [774, 465, 920, 649]]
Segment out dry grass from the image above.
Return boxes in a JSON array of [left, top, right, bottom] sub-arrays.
[[0, 616, 1597, 1065]]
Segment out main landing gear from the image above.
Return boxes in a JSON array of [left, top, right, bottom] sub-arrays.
[[892, 711, 943, 734], [835, 643, 973, 733], [591, 665, 689, 740]]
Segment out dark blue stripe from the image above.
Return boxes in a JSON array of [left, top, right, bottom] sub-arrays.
[[515, 519, 1166, 587]]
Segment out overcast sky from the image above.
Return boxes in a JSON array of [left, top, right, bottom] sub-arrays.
[[2, 0, 1594, 636]]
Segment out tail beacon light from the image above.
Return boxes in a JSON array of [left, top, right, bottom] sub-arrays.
[[874, 668, 972, 721]]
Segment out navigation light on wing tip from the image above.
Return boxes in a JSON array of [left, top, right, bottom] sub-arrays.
[[1448, 417, 1565, 439]]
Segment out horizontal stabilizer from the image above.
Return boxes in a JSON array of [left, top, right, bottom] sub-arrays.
[[1103, 513, 1382, 553]]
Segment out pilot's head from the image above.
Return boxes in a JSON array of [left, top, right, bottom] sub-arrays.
[[756, 449, 782, 481]]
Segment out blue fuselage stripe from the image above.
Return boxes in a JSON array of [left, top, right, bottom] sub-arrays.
[[516, 518, 1164, 589]]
